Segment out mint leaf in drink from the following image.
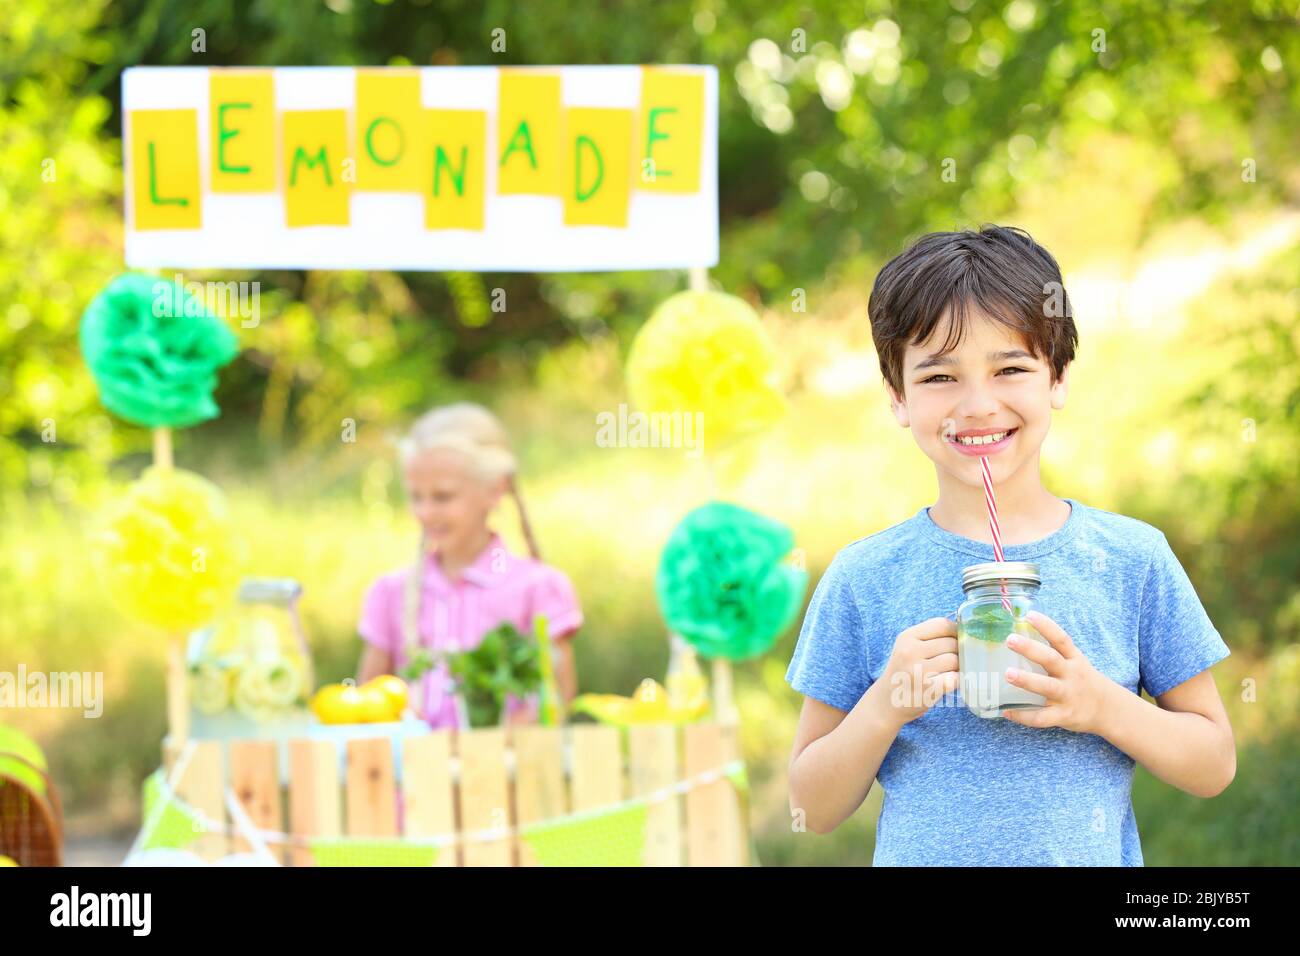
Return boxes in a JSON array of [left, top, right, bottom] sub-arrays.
[[962, 605, 1016, 643]]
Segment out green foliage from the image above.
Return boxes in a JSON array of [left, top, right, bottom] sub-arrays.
[[0, 0, 122, 503], [445, 622, 541, 728], [4, 0, 1298, 508], [399, 622, 544, 729]]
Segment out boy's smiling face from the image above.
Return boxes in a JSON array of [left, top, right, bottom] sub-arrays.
[[887, 305, 1069, 488]]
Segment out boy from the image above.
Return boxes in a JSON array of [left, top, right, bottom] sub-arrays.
[[785, 225, 1235, 866]]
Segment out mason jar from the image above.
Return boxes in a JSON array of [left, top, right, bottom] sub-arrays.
[[957, 562, 1050, 719], [187, 578, 314, 732]]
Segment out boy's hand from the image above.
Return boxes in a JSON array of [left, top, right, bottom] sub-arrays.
[[1000, 611, 1116, 735], [882, 617, 961, 726]]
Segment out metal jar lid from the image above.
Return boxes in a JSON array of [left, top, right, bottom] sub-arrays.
[[236, 577, 303, 605], [961, 561, 1040, 592]]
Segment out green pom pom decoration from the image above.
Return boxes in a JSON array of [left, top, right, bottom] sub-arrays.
[[656, 501, 808, 661], [80, 272, 239, 429]]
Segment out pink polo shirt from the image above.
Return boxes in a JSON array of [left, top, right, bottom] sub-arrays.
[[357, 531, 582, 729]]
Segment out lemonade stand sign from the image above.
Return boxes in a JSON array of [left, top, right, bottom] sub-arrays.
[[122, 65, 718, 271]]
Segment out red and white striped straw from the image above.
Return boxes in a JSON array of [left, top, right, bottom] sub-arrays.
[[979, 456, 1014, 613]]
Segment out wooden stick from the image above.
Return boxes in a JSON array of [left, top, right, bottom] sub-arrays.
[[152, 427, 173, 471], [685, 266, 716, 499], [711, 657, 738, 726], [165, 638, 190, 747], [153, 429, 180, 743]]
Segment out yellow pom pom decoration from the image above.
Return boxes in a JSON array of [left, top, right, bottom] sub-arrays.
[[96, 467, 242, 632], [626, 290, 786, 452]]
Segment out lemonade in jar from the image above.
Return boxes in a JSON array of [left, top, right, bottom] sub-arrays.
[[187, 578, 313, 731], [956, 562, 1051, 719]]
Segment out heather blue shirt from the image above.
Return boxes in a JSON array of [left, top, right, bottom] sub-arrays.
[[785, 498, 1230, 866]]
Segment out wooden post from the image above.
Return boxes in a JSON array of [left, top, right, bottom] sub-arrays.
[[401, 732, 457, 867], [288, 739, 341, 867], [152, 427, 173, 471], [458, 728, 512, 866], [512, 726, 566, 867], [165, 640, 190, 748], [629, 724, 681, 866], [345, 737, 399, 839], [173, 740, 227, 861], [569, 724, 623, 813], [684, 721, 743, 866], [711, 657, 738, 726], [153, 424, 190, 749], [229, 740, 284, 863]]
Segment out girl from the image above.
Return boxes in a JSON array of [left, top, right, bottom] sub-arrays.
[[356, 402, 582, 727]]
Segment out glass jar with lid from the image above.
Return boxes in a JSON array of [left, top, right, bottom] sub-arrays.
[[957, 562, 1050, 719], [187, 578, 314, 731]]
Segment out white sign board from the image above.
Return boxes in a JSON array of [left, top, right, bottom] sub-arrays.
[[122, 65, 718, 272]]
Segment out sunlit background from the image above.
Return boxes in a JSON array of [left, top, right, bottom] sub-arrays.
[[2, 0, 1298, 865]]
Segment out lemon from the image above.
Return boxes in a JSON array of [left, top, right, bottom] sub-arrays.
[[358, 685, 396, 723], [310, 683, 366, 725], [190, 662, 232, 715], [363, 675, 408, 720]]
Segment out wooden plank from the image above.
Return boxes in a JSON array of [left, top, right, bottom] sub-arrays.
[[165, 639, 189, 747], [684, 721, 743, 866], [171, 739, 227, 861], [511, 726, 566, 867], [721, 720, 750, 867], [457, 728, 511, 866], [401, 732, 456, 867], [288, 738, 341, 867], [228, 739, 283, 862], [345, 737, 398, 838], [570, 724, 623, 812], [161, 739, 179, 777], [628, 723, 681, 867]]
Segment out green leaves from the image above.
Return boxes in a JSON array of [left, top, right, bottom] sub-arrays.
[[446, 622, 542, 728], [961, 604, 1016, 644], [398, 647, 435, 683]]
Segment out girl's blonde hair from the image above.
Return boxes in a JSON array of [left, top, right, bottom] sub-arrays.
[[398, 402, 540, 658]]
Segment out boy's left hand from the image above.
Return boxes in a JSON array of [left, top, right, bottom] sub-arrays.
[[1001, 611, 1116, 735]]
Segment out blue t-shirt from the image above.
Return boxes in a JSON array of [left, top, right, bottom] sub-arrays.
[[785, 497, 1230, 866]]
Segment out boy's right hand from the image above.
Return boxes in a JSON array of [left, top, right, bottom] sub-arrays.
[[879, 617, 961, 726]]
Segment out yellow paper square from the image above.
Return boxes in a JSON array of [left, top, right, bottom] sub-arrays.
[[563, 107, 633, 228], [497, 71, 562, 196], [209, 71, 275, 192], [425, 109, 486, 231], [356, 70, 425, 192], [130, 109, 201, 230], [282, 110, 351, 227], [636, 68, 704, 193]]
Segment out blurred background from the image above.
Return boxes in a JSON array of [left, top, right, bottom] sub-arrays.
[[1, 0, 1297, 865]]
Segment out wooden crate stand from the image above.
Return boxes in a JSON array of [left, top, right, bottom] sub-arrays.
[[160, 721, 747, 866]]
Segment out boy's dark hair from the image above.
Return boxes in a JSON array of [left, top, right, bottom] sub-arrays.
[[868, 224, 1078, 399]]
